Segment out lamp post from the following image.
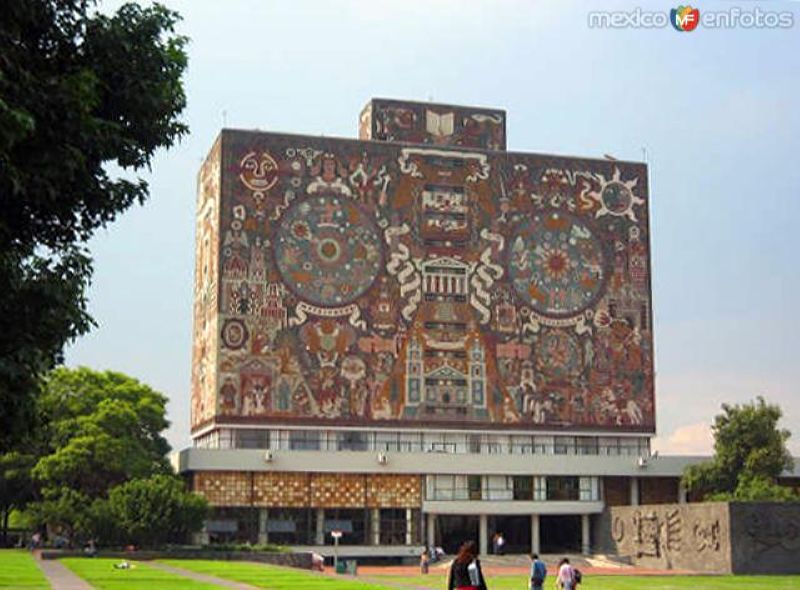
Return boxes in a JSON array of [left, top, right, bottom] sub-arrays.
[[331, 530, 343, 571]]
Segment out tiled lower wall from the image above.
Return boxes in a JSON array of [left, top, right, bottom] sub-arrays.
[[193, 471, 422, 508]]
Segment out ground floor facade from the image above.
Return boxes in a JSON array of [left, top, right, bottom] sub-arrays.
[[176, 429, 711, 557]]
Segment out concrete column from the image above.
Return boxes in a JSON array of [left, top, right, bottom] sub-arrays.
[[405, 509, 413, 545], [479, 514, 488, 555], [426, 513, 436, 549], [581, 514, 590, 555], [371, 508, 381, 545], [629, 477, 640, 506], [258, 508, 269, 545], [315, 508, 325, 545], [531, 514, 540, 555], [678, 482, 688, 504]]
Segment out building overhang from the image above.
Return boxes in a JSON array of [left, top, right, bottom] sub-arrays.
[[174, 447, 724, 478]]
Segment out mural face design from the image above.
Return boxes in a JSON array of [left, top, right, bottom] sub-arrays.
[[274, 195, 382, 307], [191, 109, 655, 433]]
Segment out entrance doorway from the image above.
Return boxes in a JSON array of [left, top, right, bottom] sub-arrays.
[[488, 515, 531, 554], [435, 515, 479, 554], [539, 515, 581, 553]]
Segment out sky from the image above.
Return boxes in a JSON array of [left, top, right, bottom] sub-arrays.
[[65, 0, 800, 455]]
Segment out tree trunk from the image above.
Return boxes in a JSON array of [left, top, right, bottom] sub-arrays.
[[1, 508, 8, 547]]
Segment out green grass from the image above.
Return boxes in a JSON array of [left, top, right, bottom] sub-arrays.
[[0, 549, 49, 589], [372, 573, 800, 590], [61, 558, 219, 590], [160, 559, 395, 589]]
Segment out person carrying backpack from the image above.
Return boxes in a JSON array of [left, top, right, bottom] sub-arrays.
[[528, 553, 546, 590], [556, 557, 576, 590], [447, 541, 488, 590]]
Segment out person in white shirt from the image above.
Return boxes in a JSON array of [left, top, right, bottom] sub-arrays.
[[556, 558, 575, 590]]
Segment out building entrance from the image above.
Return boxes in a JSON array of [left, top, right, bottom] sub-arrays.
[[435, 515, 479, 555], [488, 515, 531, 554], [540, 515, 581, 553]]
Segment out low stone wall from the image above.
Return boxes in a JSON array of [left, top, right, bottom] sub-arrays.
[[596, 502, 800, 574], [729, 502, 800, 574], [40, 549, 313, 569]]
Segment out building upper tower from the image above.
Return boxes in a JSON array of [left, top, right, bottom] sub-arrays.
[[190, 98, 654, 439]]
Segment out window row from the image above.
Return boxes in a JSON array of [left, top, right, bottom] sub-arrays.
[[206, 507, 422, 546], [195, 429, 650, 458], [425, 475, 600, 502]]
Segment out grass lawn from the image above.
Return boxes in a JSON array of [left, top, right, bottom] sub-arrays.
[[372, 573, 800, 590], [160, 559, 395, 589], [0, 550, 49, 589], [61, 557, 219, 590]]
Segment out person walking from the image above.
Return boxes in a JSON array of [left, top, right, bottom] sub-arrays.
[[528, 553, 546, 590], [556, 557, 576, 590], [447, 541, 488, 590], [420, 549, 430, 574]]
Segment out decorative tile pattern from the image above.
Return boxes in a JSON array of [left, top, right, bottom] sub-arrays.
[[194, 471, 251, 506], [253, 472, 309, 507], [310, 474, 366, 508], [366, 474, 422, 508]]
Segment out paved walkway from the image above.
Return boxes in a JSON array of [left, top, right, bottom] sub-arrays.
[[36, 556, 93, 590], [147, 561, 260, 589]]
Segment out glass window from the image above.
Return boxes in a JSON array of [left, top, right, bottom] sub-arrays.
[[546, 476, 580, 501], [338, 431, 369, 451], [324, 509, 368, 545], [266, 508, 316, 545], [513, 476, 533, 500], [554, 436, 576, 455], [289, 430, 320, 450], [236, 429, 270, 449], [468, 475, 482, 500], [379, 508, 407, 545], [576, 437, 599, 455]]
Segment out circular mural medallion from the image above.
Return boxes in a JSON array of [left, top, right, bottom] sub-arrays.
[[221, 318, 249, 350], [601, 181, 633, 215], [508, 212, 607, 318], [274, 195, 383, 307]]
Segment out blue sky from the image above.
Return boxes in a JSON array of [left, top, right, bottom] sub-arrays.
[[66, 0, 800, 454]]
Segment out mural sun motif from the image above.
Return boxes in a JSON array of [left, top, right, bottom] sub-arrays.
[[592, 166, 644, 222]]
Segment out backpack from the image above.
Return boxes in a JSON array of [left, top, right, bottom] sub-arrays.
[[573, 569, 583, 585]]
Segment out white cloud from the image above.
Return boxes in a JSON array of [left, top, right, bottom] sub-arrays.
[[652, 422, 713, 456]]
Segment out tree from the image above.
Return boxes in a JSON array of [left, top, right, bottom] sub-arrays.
[[106, 474, 208, 547], [33, 367, 172, 499], [24, 367, 175, 542], [0, 451, 36, 545], [682, 397, 796, 501], [0, 0, 188, 450]]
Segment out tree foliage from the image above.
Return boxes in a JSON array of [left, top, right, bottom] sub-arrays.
[[0, 0, 188, 450], [106, 474, 208, 546], [0, 451, 36, 544], [33, 367, 172, 499], [682, 397, 795, 501]]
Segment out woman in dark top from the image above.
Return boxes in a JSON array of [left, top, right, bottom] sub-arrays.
[[447, 541, 488, 590]]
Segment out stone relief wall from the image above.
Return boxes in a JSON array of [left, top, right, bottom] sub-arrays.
[[599, 502, 800, 574], [729, 502, 800, 574]]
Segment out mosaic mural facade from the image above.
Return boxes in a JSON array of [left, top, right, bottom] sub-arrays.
[[191, 100, 654, 434]]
